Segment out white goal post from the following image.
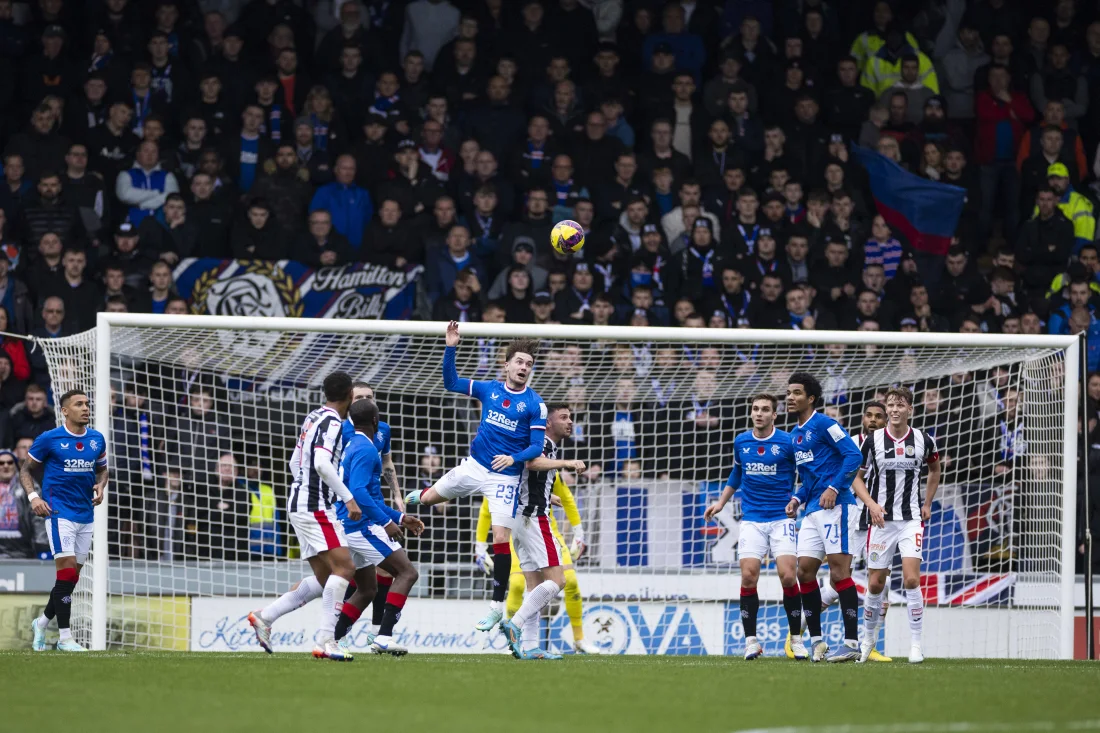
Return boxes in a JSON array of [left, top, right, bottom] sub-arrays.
[[38, 313, 1080, 658]]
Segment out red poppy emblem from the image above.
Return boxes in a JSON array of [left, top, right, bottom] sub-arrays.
[[502, 399, 511, 408], [796, 435, 803, 443], [757, 446, 765, 455], [895, 447, 904, 456], [76, 443, 84, 451]]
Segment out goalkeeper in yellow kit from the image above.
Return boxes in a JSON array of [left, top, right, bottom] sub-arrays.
[[474, 473, 600, 654]]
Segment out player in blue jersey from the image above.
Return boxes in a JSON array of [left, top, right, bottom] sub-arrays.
[[333, 399, 423, 655], [27, 390, 108, 652], [705, 393, 803, 660], [339, 381, 405, 641], [783, 372, 866, 663], [406, 321, 547, 632]]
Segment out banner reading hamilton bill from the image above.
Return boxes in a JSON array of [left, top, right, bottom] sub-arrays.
[[172, 259, 422, 320]]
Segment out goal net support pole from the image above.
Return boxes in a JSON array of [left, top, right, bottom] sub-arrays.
[[71, 313, 1079, 657]]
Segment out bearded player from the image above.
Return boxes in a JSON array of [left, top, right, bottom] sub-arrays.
[[787, 399, 892, 662], [406, 321, 547, 632], [473, 459, 599, 654], [705, 393, 801, 660]]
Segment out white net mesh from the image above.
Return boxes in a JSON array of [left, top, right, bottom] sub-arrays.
[[37, 321, 1074, 657]]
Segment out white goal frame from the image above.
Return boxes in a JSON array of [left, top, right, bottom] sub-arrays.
[[87, 313, 1081, 657]]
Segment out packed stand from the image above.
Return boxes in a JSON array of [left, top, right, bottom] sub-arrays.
[[0, 0, 1095, 574]]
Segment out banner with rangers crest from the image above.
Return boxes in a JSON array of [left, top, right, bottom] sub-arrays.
[[171, 259, 422, 320]]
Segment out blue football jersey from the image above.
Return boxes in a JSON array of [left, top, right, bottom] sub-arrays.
[[790, 411, 862, 515], [342, 419, 391, 456], [336, 432, 401, 535], [443, 346, 547, 476], [29, 426, 108, 524], [727, 428, 795, 522]]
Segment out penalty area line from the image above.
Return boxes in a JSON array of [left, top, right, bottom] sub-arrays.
[[732, 721, 1100, 733]]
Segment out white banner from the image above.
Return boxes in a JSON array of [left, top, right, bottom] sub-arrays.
[[189, 597, 731, 655]]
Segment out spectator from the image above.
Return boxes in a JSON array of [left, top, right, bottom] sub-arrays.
[[0, 450, 44, 558], [110, 221, 159, 290], [21, 172, 84, 251], [293, 209, 355, 268], [310, 154, 373, 252], [1016, 100, 1088, 182], [230, 198, 286, 260], [432, 268, 482, 323], [975, 64, 1035, 246], [251, 144, 314, 236], [146, 261, 179, 314], [936, 8, 988, 125], [193, 453, 249, 561], [362, 198, 416, 267], [1030, 43, 1088, 126], [41, 249, 98, 332], [12, 384, 54, 440], [1043, 163, 1096, 252], [115, 140, 180, 226], [861, 28, 939, 99], [400, 0, 460, 72], [6, 103, 69, 183], [0, 350, 26, 412], [1017, 187, 1075, 297], [500, 186, 553, 269]]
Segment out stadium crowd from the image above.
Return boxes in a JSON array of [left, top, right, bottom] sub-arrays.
[[0, 0, 1097, 574]]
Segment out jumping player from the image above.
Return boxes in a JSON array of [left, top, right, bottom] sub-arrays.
[[333, 399, 424, 655], [406, 321, 547, 632], [705, 393, 800, 660], [27, 390, 108, 652], [249, 372, 361, 661], [784, 373, 864, 663]]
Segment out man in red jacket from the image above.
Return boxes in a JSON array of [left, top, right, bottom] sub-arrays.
[[975, 63, 1035, 248]]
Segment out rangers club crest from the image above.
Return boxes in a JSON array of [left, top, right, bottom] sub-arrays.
[[771, 445, 780, 455], [806, 430, 813, 441], [502, 399, 511, 408], [89, 439, 98, 451], [517, 402, 526, 413]]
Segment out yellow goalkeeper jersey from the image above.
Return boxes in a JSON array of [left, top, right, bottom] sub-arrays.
[[476, 473, 582, 545]]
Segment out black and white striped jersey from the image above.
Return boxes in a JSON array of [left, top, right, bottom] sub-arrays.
[[288, 406, 345, 513], [860, 426, 939, 521], [520, 437, 558, 518]]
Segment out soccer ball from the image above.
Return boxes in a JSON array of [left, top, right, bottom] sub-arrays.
[[550, 220, 585, 255]]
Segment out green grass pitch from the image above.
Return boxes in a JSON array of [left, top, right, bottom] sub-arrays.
[[3, 652, 1098, 733]]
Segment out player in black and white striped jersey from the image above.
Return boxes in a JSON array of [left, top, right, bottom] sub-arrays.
[[249, 372, 363, 662], [853, 386, 941, 665]]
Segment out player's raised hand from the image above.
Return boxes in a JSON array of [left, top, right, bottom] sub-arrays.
[[445, 320, 461, 347], [29, 495, 51, 518], [401, 514, 425, 536], [345, 498, 362, 522], [491, 454, 515, 471], [867, 501, 886, 528], [703, 501, 724, 522], [785, 497, 801, 519]]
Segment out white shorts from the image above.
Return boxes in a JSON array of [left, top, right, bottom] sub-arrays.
[[738, 519, 797, 561], [512, 514, 562, 572], [289, 509, 348, 559], [48, 517, 92, 563], [797, 504, 861, 561], [866, 519, 923, 569], [347, 524, 402, 569], [435, 457, 521, 530]]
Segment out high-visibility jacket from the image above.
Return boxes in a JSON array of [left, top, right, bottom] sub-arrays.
[[1034, 188, 1096, 252], [850, 30, 921, 68], [861, 47, 940, 98], [243, 479, 281, 557]]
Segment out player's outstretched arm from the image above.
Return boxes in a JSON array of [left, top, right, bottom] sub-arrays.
[[19, 457, 50, 518], [491, 424, 547, 471], [526, 456, 586, 473]]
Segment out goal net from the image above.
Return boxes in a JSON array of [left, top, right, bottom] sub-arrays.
[[39, 316, 1078, 658]]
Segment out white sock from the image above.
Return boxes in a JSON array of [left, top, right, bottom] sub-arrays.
[[863, 591, 883, 644], [489, 600, 503, 613], [59, 628, 72, 641], [522, 612, 540, 652], [512, 580, 560, 628], [905, 587, 923, 645], [261, 576, 323, 624], [746, 635, 758, 645], [319, 576, 349, 642], [36, 615, 49, 630], [820, 584, 839, 609]]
